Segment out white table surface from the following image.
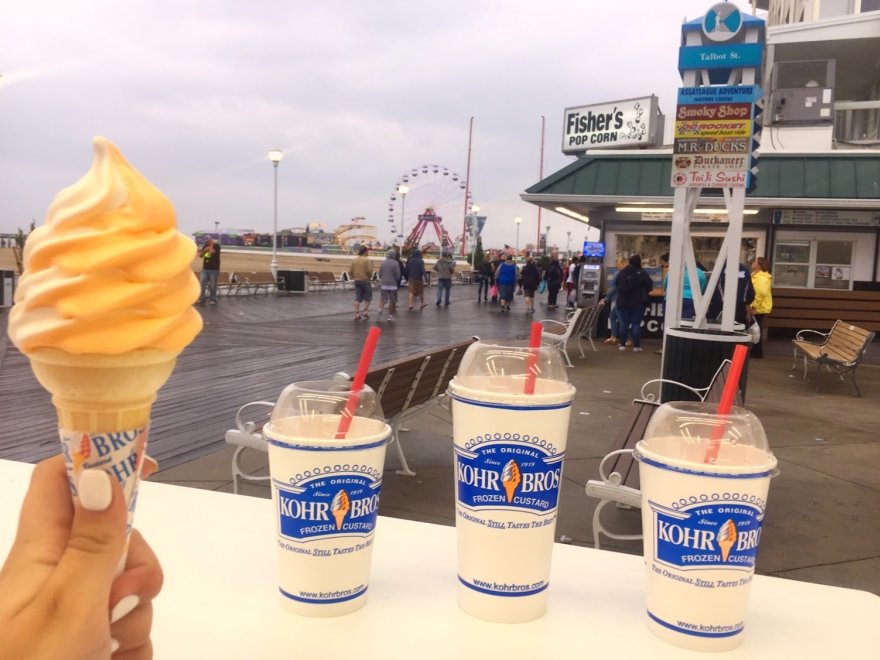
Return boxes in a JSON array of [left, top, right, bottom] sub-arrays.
[[1, 459, 877, 659]]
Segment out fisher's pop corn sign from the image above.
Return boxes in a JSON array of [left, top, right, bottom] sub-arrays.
[[562, 95, 663, 153]]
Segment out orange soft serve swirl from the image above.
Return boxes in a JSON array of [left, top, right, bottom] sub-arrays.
[[8, 137, 203, 355]]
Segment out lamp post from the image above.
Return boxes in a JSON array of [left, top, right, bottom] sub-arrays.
[[267, 148, 284, 278], [514, 216, 522, 258], [214, 220, 221, 245], [544, 225, 551, 256], [398, 184, 409, 248], [566, 230, 571, 259]]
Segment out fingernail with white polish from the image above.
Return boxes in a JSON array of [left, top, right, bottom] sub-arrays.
[[110, 594, 139, 623], [78, 469, 113, 512], [110, 638, 120, 654]]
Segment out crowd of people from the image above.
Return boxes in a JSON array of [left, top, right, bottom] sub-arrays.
[[193, 234, 773, 356], [348, 250, 605, 322], [347, 247, 773, 353]]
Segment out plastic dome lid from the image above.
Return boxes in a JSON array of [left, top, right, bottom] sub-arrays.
[[637, 401, 775, 471]]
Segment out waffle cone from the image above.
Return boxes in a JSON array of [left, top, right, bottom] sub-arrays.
[[28, 347, 178, 432]]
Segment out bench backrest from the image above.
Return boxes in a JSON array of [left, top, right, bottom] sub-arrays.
[[825, 321, 875, 364], [364, 338, 477, 420], [575, 303, 603, 337], [607, 399, 660, 489], [703, 359, 742, 406]]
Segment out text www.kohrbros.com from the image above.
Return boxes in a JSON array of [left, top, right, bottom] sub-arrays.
[[473, 579, 545, 593], [299, 585, 364, 600], [676, 620, 743, 633]]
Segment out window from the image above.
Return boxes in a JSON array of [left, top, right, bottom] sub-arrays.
[[772, 239, 853, 289]]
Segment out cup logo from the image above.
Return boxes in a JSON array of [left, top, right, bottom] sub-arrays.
[[331, 489, 351, 530], [650, 499, 764, 570], [275, 467, 382, 542], [455, 434, 563, 515], [501, 459, 521, 503]]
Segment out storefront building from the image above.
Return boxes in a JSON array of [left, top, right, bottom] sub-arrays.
[[522, 2, 880, 335]]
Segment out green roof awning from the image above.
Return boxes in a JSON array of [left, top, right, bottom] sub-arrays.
[[523, 152, 880, 210]]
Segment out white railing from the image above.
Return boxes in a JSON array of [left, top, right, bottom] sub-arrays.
[[834, 100, 880, 145]]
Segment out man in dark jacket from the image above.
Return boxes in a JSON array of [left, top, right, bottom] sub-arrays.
[[519, 257, 541, 313], [476, 255, 494, 302], [406, 249, 427, 310], [544, 256, 563, 309], [614, 254, 654, 352], [717, 262, 756, 325]]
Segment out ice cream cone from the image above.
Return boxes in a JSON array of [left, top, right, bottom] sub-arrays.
[[333, 511, 347, 530], [28, 347, 178, 432], [717, 520, 738, 562], [28, 346, 179, 570], [501, 460, 521, 503], [331, 490, 350, 530]]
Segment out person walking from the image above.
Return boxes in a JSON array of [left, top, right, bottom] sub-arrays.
[[520, 256, 541, 313], [662, 254, 707, 321], [603, 274, 622, 344], [406, 248, 427, 310], [544, 255, 563, 309], [378, 249, 401, 321], [614, 254, 654, 352], [750, 257, 773, 358], [196, 237, 221, 304], [433, 251, 455, 306], [490, 253, 504, 303], [476, 255, 494, 302], [495, 254, 519, 313], [349, 245, 373, 321], [566, 255, 581, 309]]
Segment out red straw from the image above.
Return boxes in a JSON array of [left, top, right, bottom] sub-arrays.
[[335, 326, 381, 439], [523, 322, 543, 394], [704, 344, 749, 464]]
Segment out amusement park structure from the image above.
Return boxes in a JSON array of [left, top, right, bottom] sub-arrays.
[[403, 208, 455, 253], [334, 217, 378, 249]]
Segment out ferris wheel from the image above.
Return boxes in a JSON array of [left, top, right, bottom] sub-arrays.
[[386, 165, 471, 251]]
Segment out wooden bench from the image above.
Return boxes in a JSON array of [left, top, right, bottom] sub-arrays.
[[792, 320, 875, 396], [224, 337, 478, 492], [766, 287, 880, 333], [235, 271, 277, 295], [584, 359, 737, 549], [539, 303, 603, 367]]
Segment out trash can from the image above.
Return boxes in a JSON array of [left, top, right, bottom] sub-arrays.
[[0, 270, 16, 307], [277, 270, 307, 294], [661, 327, 751, 403]]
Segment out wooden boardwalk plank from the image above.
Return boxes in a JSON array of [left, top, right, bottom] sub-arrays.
[[1, 289, 548, 469]]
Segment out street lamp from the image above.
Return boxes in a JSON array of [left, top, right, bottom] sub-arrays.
[[398, 184, 409, 247], [514, 216, 522, 257], [267, 148, 283, 278], [215, 220, 221, 245], [566, 230, 571, 259], [544, 225, 551, 256], [470, 204, 480, 266]]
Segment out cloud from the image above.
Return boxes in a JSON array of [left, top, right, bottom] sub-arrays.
[[0, 0, 758, 249]]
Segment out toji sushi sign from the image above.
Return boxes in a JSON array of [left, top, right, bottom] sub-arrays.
[[562, 95, 663, 153]]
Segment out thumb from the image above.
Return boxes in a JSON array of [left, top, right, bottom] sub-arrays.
[[50, 469, 128, 607]]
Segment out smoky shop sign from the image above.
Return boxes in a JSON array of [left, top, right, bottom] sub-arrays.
[[562, 96, 660, 153]]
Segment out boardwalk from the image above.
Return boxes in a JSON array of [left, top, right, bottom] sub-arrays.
[[0, 287, 551, 468]]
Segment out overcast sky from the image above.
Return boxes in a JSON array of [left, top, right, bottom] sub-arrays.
[[0, 0, 757, 252]]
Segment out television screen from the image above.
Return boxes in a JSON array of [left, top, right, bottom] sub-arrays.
[[583, 241, 605, 258]]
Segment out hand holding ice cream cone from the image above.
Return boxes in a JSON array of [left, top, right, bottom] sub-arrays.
[[7, 137, 202, 565]]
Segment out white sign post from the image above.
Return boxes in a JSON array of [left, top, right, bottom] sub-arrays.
[[666, 6, 764, 335]]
